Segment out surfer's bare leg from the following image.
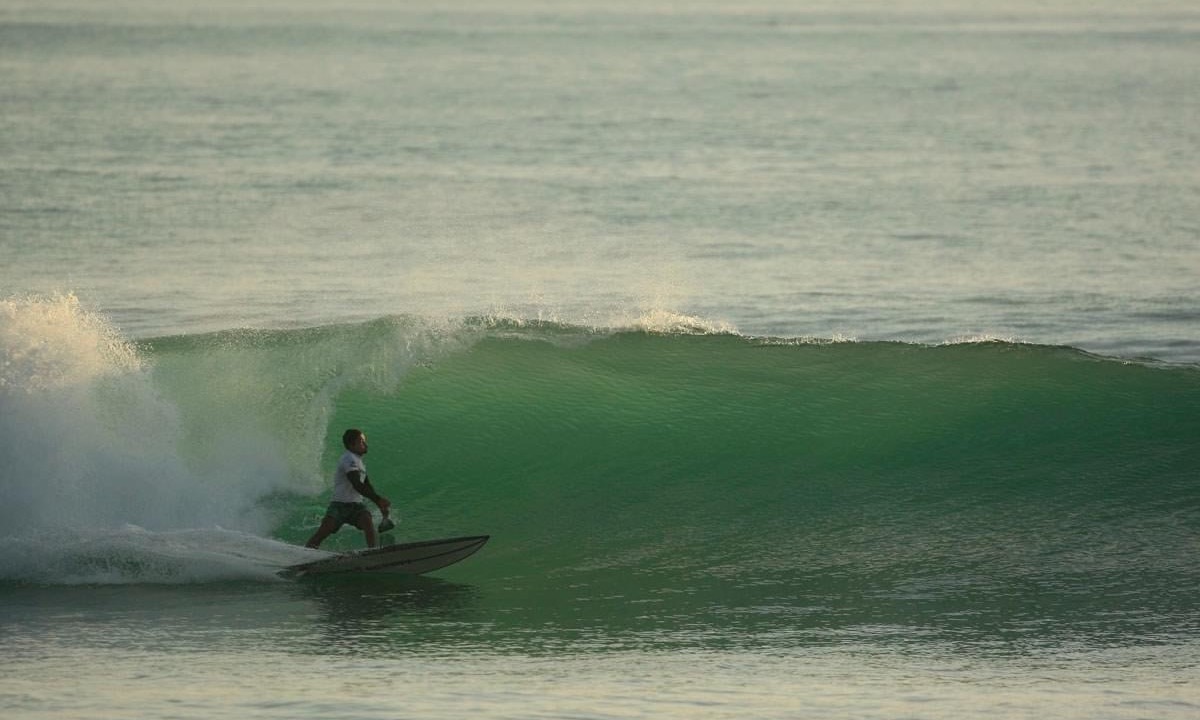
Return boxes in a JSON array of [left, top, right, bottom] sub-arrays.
[[353, 509, 378, 548], [305, 516, 339, 549]]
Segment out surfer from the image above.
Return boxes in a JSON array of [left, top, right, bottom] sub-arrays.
[[305, 428, 392, 549]]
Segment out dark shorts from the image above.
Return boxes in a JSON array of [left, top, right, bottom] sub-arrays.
[[324, 501, 369, 530]]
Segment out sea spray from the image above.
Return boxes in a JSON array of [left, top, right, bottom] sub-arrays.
[[0, 293, 142, 392], [141, 315, 483, 493], [0, 301, 495, 582], [0, 296, 308, 583]]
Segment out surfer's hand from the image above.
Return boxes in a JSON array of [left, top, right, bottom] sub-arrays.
[[377, 497, 391, 516]]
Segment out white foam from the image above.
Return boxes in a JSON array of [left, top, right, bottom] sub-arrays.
[[626, 309, 739, 335], [0, 526, 324, 584], [1, 292, 142, 392], [939, 333, 1025, 346], [0, 295, 294, 548]]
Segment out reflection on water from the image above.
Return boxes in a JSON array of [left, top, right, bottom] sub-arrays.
[[294, 574, 484, 655], [0, 577, 486, 659]]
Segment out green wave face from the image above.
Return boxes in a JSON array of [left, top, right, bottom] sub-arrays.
[[242, 323, 1198, 650]]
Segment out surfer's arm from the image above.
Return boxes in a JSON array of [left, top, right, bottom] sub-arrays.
[[348, 471, 391, 515]]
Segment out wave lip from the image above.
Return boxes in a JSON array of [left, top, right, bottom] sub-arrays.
[[4, 298, 1199, 598], [1, 293, 142, 393]]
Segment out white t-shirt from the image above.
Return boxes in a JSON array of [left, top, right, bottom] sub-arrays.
[[331, 450, 367, 503]]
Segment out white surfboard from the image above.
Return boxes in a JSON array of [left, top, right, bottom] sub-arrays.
[[283, 535, 489, 577]]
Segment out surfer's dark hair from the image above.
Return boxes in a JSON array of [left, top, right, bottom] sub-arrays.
[[342, 428, 364, 448]]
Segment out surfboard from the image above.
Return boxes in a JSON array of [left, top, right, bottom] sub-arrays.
[[283, 535, 489, 578]]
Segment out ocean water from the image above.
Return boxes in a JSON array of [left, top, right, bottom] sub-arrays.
[[2, 1, 1199, 718]]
